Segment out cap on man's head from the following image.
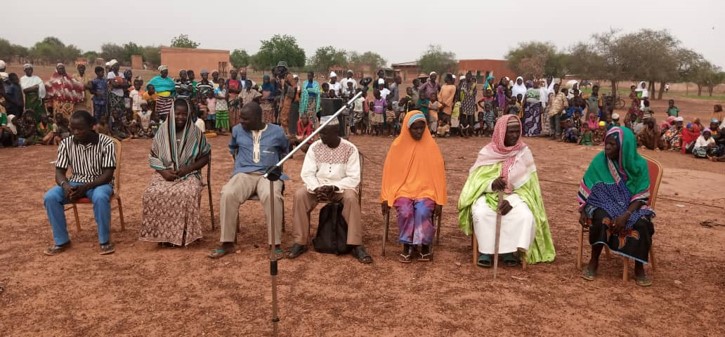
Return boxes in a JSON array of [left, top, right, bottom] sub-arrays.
[[200, 69, 209, 74], [23, 63, 33, 69], [612, 113, 620, 120], [158, 65, 168, 71], [320, 115, 339, 126], [329, 71, 337, 78], [429, 71, 437, 76]]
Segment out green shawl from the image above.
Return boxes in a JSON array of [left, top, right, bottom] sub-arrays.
[[458, 162, 556, 264]]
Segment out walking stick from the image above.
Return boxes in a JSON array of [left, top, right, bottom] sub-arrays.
[[493, 190, 504, 280]]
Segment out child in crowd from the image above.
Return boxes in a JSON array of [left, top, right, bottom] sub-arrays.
[[351, 88, 367, 135], [370, 89, 386, 136], [38, 115, 59, 145], [205, 90, 216, 133], [593, 121, 607, 145], [436, 117, 450, 137], [482, 102, 496, 137], [666, 99, 679, 117], [428, 92, 440, 135], [135, 101, 154, 138], [214, 80, 229, 135], [130, 78, 144, 117], [641, 99, 653, 119], [294, 113, 315, 152], [143, 84, 158, 119], [473, 110, 485, 136], [450, 101, 461, 137], [0, 111, 16, 147], [417, 90, 431, 123], [561, 119, 580, 143], [506, 96, 521, 116], [342, 81, 355, 101], [386, 100, 399, 136], [91, 66, 108, 122]]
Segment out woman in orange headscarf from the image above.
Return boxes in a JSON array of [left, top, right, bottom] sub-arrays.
[[381, 110, 447, 263]]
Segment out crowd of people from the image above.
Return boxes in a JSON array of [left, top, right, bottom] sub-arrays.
[[5, 57, 722, 288]]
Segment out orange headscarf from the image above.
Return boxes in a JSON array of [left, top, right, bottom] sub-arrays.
[[380, 110, 447, 206]]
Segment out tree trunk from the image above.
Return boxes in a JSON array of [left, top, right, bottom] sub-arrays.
[[708, 86, 714, 96], [649, 81, 655, 99], [658, 82, 666, 100], [697, 85, 702, 96], [610, 80, 617, 97]]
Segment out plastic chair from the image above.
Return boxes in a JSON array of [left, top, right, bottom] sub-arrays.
[[576, 155, 662, 280], [65, 138, 125, 231]]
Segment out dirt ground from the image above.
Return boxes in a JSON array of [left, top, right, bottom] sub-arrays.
[[1, 96, 724, 337]]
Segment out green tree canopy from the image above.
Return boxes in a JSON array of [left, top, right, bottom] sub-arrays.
[[348, 51, 387, 72], [309, 46, 348, 73], [250, 35, 306, 70], [417, 45, 457, 75], [230, 49, 250, 69], [28, 37, 80, 65], [505, 41, 567, 79], [170, 34, 200, 49]]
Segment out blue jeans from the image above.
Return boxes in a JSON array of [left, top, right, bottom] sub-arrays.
[[44, 182, 113, 245]]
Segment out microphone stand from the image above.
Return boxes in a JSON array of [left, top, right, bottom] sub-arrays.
[[261, 89, 365, 336]]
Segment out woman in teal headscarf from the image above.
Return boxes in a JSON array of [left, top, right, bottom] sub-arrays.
[[148, 65, 176, 121], [459, 115, 555, 267], [578, 126, 654, 286], [299, 71, 321, 125]]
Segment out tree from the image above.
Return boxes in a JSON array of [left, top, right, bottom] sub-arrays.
[[505, 41, 567, 79], [348, 51, 387, 72], [618, 29, 680, 100], [417, 45, 457, 74], [122, 42, 144, 63], [567, 30, 628, 95], [170, 34, 200, 49], [28, 37, 80, 64], [230, 49, 250, 69], [82, 51, 99, 65], [309, 46, 348, 73], [142, 46, 161, 68], [0, 38, 13, 61], [100, 43, 125, 63], [250, 35, 305, 70]]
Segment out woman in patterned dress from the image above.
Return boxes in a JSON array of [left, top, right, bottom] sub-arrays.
[[139, 99, 211, 247]]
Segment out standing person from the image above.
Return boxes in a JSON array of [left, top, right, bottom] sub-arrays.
[[340, 70, 357, 91], [511, 76, 527, 100], [2, 73, 24, 117], [496, 78, 508, 115], [289, 74, 301, 135], [46, 64, 84, 121], [459, 72, 477, 138], [712, 104, 723, 123], [214, 80, 229, 134], [458, 115, 556, 267], [381, 111, 447, 262], [522, 81, 543, 136], [139, 99, 211, 247], [90, 66, 109, 123], [370, 89, 386, 136], [278, 73, 297, 135], [43, 110, 117, 256], [20, 64, 46, 122], [211, 71, 221, 89], [226, 69, 243, 128], [579, 127, 655, 287], [129, 77, 144, 118], [585, 85, 604, 119], [666, 99, 680, 117], [147, 65, 176, 122], [260, 75, 276, 124], [106, 60, 128, 137], [74, 64, 91, 112], [548, 88, 568, 139], [328, 72, 342, 97], [209, 102, 289, 259], [299, 71, 321, 125], [411, 78, 421, 109], [635, 81, 649, 107], [197, 70, 215, 104], [419, 72, 441, 101], [439, 74, 456, 131], [637, 117, 663, 150], [287, 117, 372, 263]]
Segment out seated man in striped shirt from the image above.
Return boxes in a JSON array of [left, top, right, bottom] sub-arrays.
[[44, 110, 117, 256], [288, 116, 372, 263]]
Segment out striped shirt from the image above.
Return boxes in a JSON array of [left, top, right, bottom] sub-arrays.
[[56, 133, 116, 184]]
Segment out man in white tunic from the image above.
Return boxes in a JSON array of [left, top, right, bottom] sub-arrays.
[[288, 116, 372, 263]]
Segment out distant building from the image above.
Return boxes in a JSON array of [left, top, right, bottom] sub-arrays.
[[160, 47, 230, 77], [392, 59, 516, 83]]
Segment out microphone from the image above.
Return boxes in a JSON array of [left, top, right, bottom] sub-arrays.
[[359, 77, 373, 87]]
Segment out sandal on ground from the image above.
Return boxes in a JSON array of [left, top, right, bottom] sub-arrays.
[[502, 253, 519, 267], [272, 246, 285, 260], [418, 245, 432, 262], [287, 243, 308, 259], [635, 274, 653, 287], [99, 243, 115, 255], [581, 266, 597, 281], [44, 241, 71, 256], [399, 244, 413, 263], [352, 246, 373, 264], [477, 253, 492, 268], [208, 247, 232, 259]]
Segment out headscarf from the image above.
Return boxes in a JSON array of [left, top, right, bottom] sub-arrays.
[[579, 127, 650, 206], [511, 76, 527, 98], [380, 110, 447, 206], [469, 115, 535, 193], [20, 70, 46, 99], [149, 99, 211, 177]]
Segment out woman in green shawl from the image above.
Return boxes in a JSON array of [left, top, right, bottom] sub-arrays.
[[578, 126, 654, 286], [459, 115, 555, 268]]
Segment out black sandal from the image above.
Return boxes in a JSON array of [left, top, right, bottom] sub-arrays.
[[352, 246, 373, 264], [418, 245, 432, 262], [399, 244, 414, 263], [477, 253, 492, 268], [44, 241, 72, 256], [502, 253, 519, 267], [99, 243, 115, 255]]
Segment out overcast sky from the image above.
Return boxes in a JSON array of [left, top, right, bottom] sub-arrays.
[[5, 0, 724, 68]]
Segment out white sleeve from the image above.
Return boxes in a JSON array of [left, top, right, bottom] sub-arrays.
[[301, 144, 321, 192], [334, 146, 361, 192]]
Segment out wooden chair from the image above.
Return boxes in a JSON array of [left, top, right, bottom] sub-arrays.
[[381, 206, 442, 256], [576, 155, 662, 280], [65, 138, 125, 231], [471, 228, 528, 270], [201, 151, 214, 230]]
